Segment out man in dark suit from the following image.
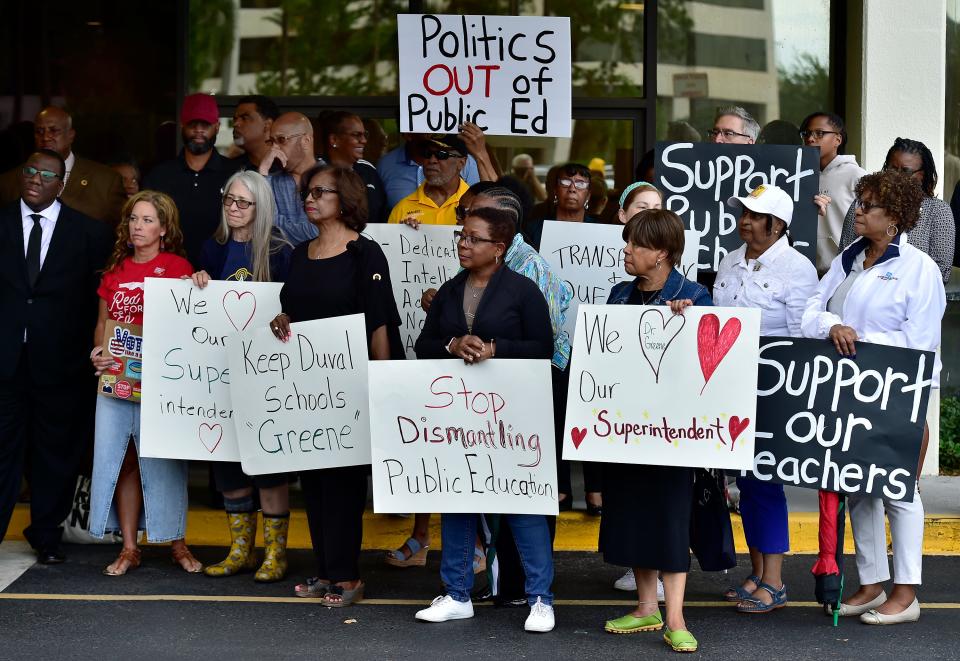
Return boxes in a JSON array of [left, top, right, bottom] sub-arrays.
[[0, 149, 113, 562], [0, 107, 127, 227]]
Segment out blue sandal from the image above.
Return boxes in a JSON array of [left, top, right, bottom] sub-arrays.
[[736, 582, 787, 613], [385, 537, 429, 568], [723, 574, 760, 602]]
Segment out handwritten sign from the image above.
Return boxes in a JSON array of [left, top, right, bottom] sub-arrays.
[[655, 142, 819, 271], [538, 221, 700, 342], [369, 359, 557, 515], [563, 304, 760, 470], [751, 338, 933, 502], [98, 321, 143, 402], [363, 224, 461, 359], [398, 14, 572, 137], [140, 279, 282, 461], [227, 315, 370, 475]]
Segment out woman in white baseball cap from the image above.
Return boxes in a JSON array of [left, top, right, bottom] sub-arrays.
[[713, 183, 819, 613]]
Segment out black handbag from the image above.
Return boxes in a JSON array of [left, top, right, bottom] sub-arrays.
[[689, 468, 737, 571]]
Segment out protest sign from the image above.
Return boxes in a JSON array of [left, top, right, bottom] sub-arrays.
[[369, 359, 557, 515], [363, 224, 461, 359], [563, 304, 760, 470], [538, 221, 700, 342], [655, 142, 820, 271], [227, 314, 371, 475], [98, 321, 143, 403], [140, 279, 282, 462], [751, 338, 934, 502], [398, 14, 572, 137]]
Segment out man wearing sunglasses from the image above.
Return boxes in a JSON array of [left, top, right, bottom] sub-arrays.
[[387, 135, 470, 226], [0, 149, 112, 563]]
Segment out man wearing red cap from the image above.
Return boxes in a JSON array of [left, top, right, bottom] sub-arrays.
[[143, 93, 239, 265]]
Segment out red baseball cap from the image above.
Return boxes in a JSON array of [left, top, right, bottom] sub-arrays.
[[180, 94, 219, 125]]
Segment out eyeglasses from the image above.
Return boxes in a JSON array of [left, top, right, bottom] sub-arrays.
[[455, 206, 470, 222], [884, 164, 922, 176], [265, 132, 305, 147], [21, 166, 61, 181], [343, 130, 369, 140], [707, 128, 751, 140], [300, 186, 339, 201], [454, 231, 499, 246], [223, 194, 255, 210], [855, 198, 886, 213], [421, 148, 461, 161], [799, 129, 841, 140], [558, 177, 590, 190]]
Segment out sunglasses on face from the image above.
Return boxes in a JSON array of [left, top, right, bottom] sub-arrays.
[[300, 186, 339, 202], [265, 132, 305, 147], [855, 198, 886, 213], [421, 148, 461, 161], [22, 166, 61, 181], [558, 177, 590, 190], [223, 194, 255, 210], [799, 129, 841, 140]]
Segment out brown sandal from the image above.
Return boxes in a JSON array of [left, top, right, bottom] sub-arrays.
[[172, 545, 203, 573], [103, 548, 142, 576]]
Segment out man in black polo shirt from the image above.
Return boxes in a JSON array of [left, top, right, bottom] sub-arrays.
[[144, 93, 238, 266]]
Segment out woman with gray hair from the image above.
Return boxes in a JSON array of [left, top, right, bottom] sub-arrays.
[[188, 168, 294, 583]]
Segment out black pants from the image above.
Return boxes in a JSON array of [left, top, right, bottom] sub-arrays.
[[299, 465, 367, 582], [0, 352, 94, 550], [552, 366, 602, 496]]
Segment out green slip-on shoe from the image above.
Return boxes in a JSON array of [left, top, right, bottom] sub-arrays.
[[604, 610, 664, 634], [663, 627, 698, 653]]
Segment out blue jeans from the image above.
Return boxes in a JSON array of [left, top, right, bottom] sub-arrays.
[[440, 513, 554, 605]]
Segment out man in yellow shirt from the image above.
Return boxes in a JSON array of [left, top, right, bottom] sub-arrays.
[[388, 135, 469, 226]]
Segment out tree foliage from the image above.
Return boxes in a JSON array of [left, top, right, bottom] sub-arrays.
[[777, 53, 829, 128], [188, 0, 236, 92]]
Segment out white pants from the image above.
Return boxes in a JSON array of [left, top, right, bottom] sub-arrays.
[[849, 485, 924, 586]]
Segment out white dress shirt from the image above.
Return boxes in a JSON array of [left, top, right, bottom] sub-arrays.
[[713, 235, 819, 337], [63, 151, 76, 187], [21, 198, 61, 268]]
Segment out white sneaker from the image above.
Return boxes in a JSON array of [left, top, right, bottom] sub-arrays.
[[415, 595, 474, 622], [614, 569, 636, 591], [524, 597, 555, 633]]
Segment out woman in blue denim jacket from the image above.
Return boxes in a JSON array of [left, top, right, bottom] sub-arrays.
[[601, 209, 710, 654]]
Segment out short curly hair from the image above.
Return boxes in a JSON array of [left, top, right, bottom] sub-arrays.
[[854, 170, 924, 233]]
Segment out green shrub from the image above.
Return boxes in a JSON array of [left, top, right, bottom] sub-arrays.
[[940, 396, 960, 472]]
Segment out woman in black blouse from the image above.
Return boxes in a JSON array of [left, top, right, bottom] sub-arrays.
[[269, 164, 403, 606]]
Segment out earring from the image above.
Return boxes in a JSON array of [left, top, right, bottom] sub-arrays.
[[333, 143, 338, 148], [553, 195, 558, 205], [886, 224, 899, 237], [656, 258, 661, 269]]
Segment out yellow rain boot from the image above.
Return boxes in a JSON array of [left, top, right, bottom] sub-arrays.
[[204, 511, 258, 577], [254, 514, 289, 583]]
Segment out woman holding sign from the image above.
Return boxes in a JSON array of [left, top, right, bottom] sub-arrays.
[[188, 170, 295, 583], [413, 206, 556, 633], [89, 190, 201, 575], [602, 209, 710, 653], [269, 164, 403, 606], [714, 184, 819, 613], [802, 169, 946, 624]]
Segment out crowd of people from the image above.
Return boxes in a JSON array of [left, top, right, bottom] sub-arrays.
[[0, 95, 951, 653]]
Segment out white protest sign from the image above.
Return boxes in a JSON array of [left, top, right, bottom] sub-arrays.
[[538, 221, 700, 342], [140, 279, 282, 461], [369, 359, 557, 515], [398, 14, 572, 137], [227, 315, 370, 475], [363, 224, 461, 359], [563, 304, 760, 470]]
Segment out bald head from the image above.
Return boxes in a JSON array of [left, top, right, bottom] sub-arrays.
[[268, 112, 315, 174], [272, 112, 313, 136], [34, 106, 75, 159]]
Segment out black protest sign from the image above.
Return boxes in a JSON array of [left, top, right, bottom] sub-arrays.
[[752, 338, 933, 502], [655, 142, 820, 271]]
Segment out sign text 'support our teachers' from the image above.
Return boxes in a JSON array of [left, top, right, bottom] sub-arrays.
[[398, 14, 572, 137]]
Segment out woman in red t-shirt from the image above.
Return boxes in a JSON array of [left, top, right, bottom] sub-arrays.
[[88, 190, 199, 576]]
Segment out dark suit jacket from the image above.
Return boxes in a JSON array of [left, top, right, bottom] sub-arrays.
[[0, 201, 113, 384], [0, 155, 126, 226], [415, 265, 553, 360]]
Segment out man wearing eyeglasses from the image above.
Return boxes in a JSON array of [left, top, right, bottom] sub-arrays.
[[143, 93, 240, 265], [707, 106, 759, 145], [0, 149, 112, 562], [0, 107, 126, 227], [387, 135, 470, 226]]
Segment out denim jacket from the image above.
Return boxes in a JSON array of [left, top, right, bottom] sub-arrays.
[[607, 267, 713, 306]]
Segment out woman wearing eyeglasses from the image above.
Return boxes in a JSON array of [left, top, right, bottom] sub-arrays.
[[318, 110, 388, 223], [186, 170, 294, 583], [412, 206, 555, 632], [802, 169, 945, 625], [523, 162, 600, 250], [838, 137, 955, 283], [269, 164, 403, 606]]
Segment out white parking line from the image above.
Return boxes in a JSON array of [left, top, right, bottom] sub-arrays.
[[0, 541, 36, 592]]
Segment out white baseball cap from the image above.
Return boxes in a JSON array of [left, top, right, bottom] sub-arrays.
[[727, 184, 794, 226]]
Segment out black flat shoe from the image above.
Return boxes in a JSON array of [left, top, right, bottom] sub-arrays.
[[558, 498, 573, 512], [586, 503, 603, 516], [37, 548, 66, 564]]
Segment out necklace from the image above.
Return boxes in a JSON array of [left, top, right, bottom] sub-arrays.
[[638, 288, 661, 305]]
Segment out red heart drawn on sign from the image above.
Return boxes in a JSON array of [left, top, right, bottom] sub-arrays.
[[571, 427, 588, 449], [728, 416, 750, 449], [199, 423, 223, 454], [697, 313, 742, 394], [222, 290, 257, 331]]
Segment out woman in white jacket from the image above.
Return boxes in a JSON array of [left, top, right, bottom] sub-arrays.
[[801, 169, 946, 625]]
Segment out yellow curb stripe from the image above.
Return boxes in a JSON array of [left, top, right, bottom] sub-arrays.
[[8, 505, 960, 554]]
